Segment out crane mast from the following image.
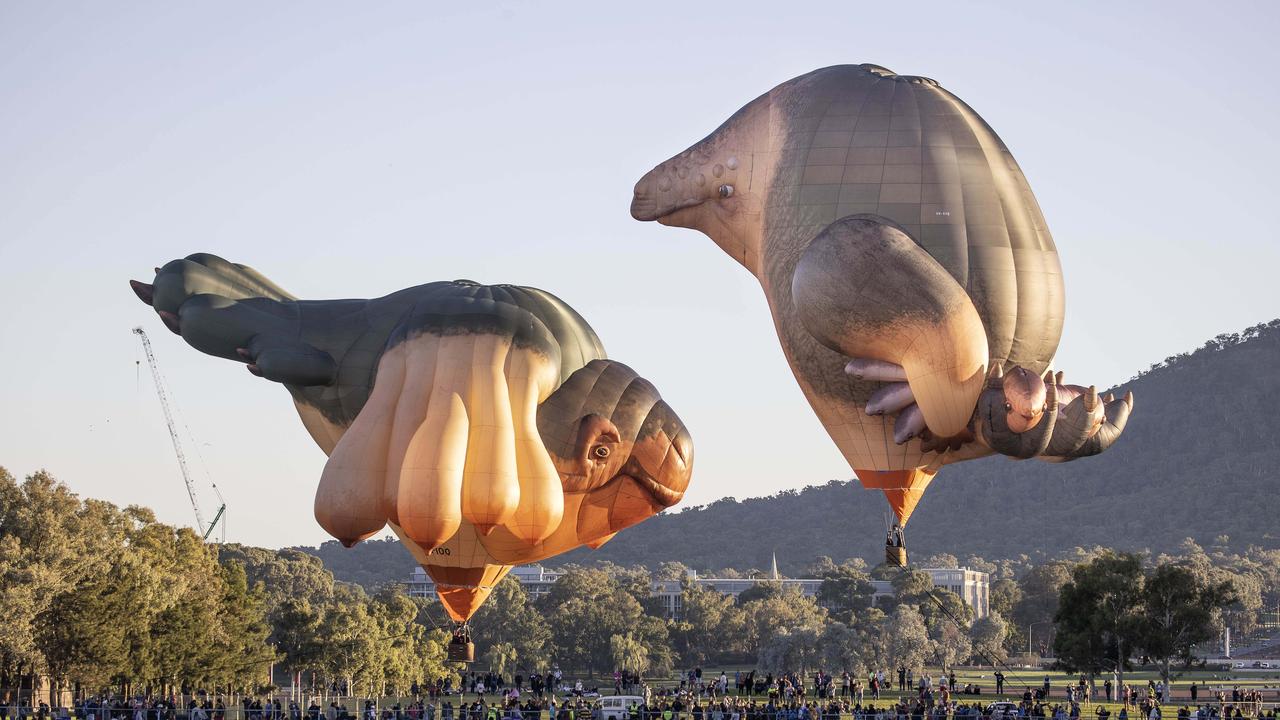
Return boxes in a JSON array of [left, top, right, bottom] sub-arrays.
[[133, 327, 224, 540]]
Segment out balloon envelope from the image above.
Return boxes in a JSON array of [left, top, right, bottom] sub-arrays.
[[131, 255, 693, 620]]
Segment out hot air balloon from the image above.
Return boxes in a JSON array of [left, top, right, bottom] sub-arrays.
[[130, 254, 693, 656], [630, 64, 1130, 563]]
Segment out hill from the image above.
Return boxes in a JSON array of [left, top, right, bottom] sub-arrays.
[[300, 319, 1280, 586]]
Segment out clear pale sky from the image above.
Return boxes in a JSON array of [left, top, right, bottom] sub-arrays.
[[2, 1, 1277, 550]]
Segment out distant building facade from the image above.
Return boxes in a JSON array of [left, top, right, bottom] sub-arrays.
[[649, 575, 825, 621], [403, 561, 988, 621], [905, 566, 990, 619], [403, 564, 564, 602]]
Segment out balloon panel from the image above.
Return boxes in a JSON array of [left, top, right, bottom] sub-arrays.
[[424, 563, 513, 623]]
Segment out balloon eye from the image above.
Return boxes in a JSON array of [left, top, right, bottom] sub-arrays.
[[718, 184, 734, 199], [1004, 402, 1013, 412], [593, 446, 611, 459]]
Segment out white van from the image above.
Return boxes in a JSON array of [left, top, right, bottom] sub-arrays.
[[598, 696, 645, 720]]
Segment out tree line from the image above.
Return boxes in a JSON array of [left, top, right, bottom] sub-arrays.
[[0, 469, 455, 708], [463, 547, 1248, 687], [1, 467, 1262, 710]]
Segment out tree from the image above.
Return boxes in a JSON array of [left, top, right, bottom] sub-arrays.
[[542, 568, 666, 676], [218, 545, 337, 612], [1053, 552, 1145, 689], [632, 614, 674, 677], [989, 578, 1023, 654], [970, 613, 1009, 665], [734, 587, 826, 661], [1012, 561, 1072, 654], [815, 567, 876, 623], [803, 556, 839, 577], [887, 605, 931, 672], [928, 614, 972, 671], [918, 553, 960, 569], [1139, 563, 1236, 685], [670, 583, 736, 665], [869, 563, 897, 581], [372, 588, 430, 696], [758, 625, 823, 675], [272, 598, 325, 697], [0, 469, 108, 700], [483, 642, 518, 678], [917, 588, 973, 630], [820, 621, 870, 676], [213, 561, 280, 691], [990, 578, 1023, 619], [856, 608, 893, 672], [964, 556, 998, 576], [736, 581, 782, 605], [469, 577, 551, 673], [609, 633, 650, 675], [654, 561, 691, 582], [320, 584, 383, 697], [890, 569, 934, 604]]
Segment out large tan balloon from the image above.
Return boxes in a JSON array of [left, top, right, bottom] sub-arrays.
[[631, 64, 1132, 527], [131, 255, 694, 621]]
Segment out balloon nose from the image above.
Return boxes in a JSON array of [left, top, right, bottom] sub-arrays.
[[630, 186, 658, 221]]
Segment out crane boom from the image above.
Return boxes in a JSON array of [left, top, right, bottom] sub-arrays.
[[133, 327, 211, 536]]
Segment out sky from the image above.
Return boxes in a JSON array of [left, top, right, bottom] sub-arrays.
[[1, 1, 1277, 550]]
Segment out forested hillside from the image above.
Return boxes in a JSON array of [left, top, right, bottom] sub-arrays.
[[301, 319, 1280, 584]]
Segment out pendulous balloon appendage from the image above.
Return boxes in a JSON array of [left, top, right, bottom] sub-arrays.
[[365, 334, 564, 550]]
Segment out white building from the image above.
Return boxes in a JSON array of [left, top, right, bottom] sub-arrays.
[[649, 575, 825, 621], [403, 564, 564, 602], [404, 561, 989, 620], [868, 567, 990, 619]]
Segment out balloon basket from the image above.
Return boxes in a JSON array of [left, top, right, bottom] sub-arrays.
[[447, 639, 475, 663], [886, 545, 908, 567], [448, 623, 474, 663]]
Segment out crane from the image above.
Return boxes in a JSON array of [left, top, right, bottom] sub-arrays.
[[133, 327, 226, 541]]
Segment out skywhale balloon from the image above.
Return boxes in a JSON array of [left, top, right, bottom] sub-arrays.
[[130, 254, 693, 629], [631, 64, 1130, 557]]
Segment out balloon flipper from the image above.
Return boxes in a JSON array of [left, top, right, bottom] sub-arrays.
[[158, 310, 181, 335], [129, 280, 154, 306]]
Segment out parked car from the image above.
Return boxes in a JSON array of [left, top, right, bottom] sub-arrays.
[[599, 696, 645, 720], [987, 702, 1021, 718]]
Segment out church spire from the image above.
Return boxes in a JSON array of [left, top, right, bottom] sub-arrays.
[[771, 551, 779, 580]]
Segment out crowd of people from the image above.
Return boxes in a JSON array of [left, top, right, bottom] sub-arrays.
[[2, 669, 1277, 720]]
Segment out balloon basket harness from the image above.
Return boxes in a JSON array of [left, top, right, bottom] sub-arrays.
[[885, 523, 908, 567], [448, 623, 475, 663]]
